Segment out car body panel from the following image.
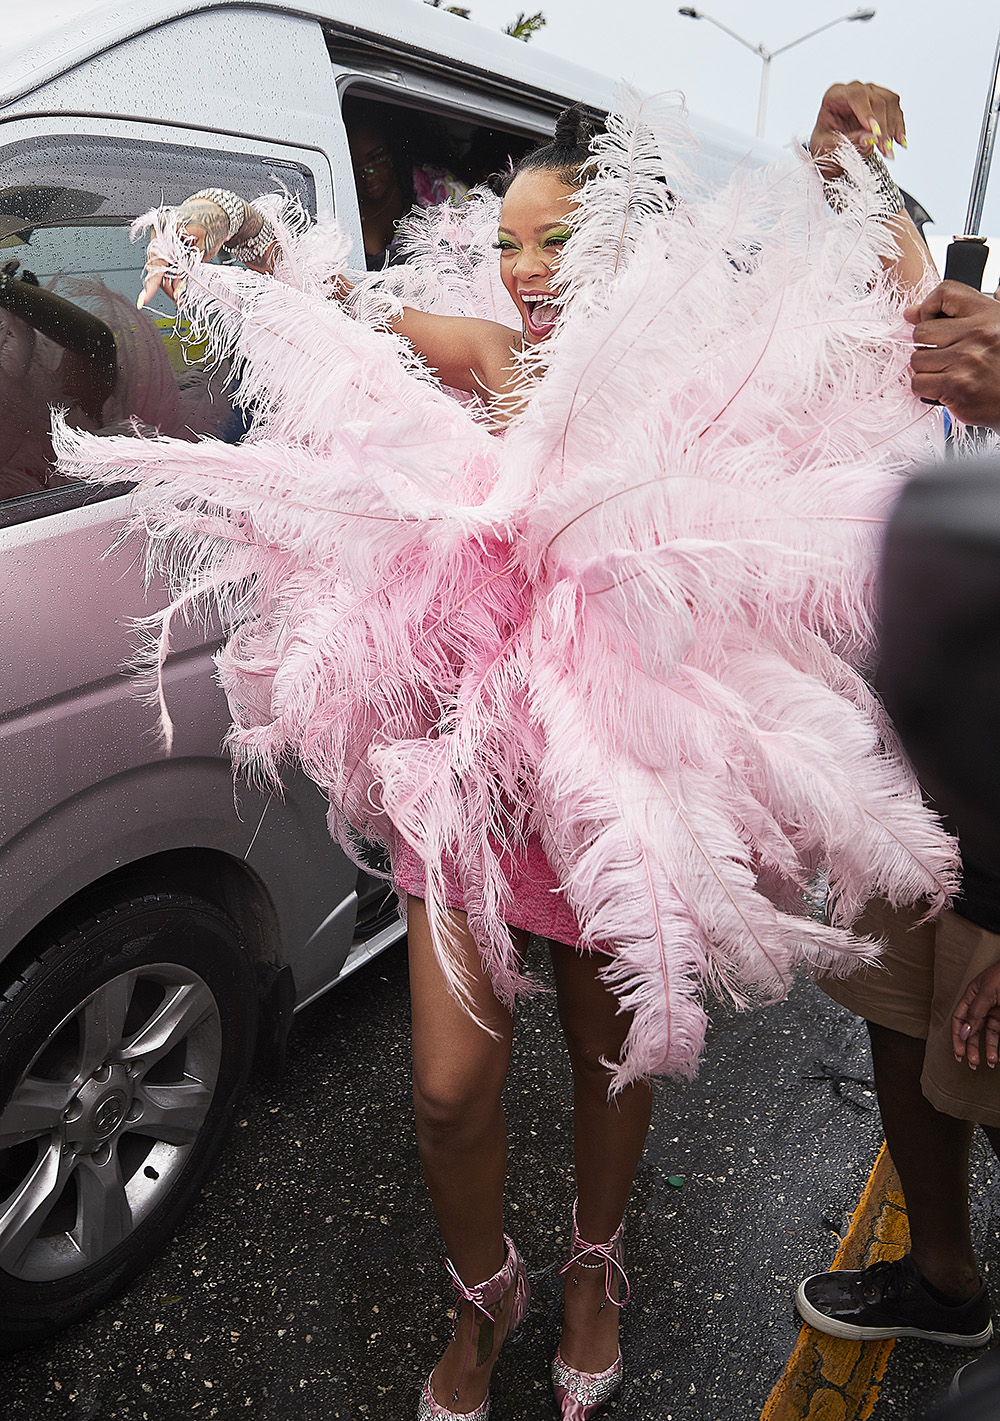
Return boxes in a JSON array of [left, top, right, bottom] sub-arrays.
[[2, 0, 613, 116], [0, 496, 356, 975]]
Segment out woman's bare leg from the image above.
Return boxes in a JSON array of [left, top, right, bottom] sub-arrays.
[[550, 941, 653, 1373], [408, 897, 524, 1411]]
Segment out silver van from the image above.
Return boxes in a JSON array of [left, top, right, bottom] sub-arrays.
[[0, 0, 770, 1349]]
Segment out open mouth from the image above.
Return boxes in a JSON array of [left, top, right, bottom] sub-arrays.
[[520, 291, 560, 339]]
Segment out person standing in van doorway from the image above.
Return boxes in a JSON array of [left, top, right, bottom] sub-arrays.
[[344, 99, 468, 269], [72, 83, 948, 1421]]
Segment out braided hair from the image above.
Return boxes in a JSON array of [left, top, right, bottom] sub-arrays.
[[491, 104, 597, 196]]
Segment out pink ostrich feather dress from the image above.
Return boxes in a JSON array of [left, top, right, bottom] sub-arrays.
[[55, 94, 959, 1088]]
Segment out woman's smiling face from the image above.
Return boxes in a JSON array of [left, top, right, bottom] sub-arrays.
[[497, 168, 578, 344]]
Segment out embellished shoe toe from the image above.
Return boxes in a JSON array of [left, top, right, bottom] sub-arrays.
[[552, 1346, 622, 1419]]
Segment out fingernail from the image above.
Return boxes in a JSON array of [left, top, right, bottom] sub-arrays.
[[960, 1023, 972, 1040], [885, 139, 895, 158], [899, 135, 908, 149], [870, 120, 882, 137]]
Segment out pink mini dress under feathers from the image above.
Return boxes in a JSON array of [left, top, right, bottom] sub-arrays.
[[393, 834, 596, 951]]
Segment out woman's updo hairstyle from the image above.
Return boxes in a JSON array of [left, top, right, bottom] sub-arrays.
[[490, 104, 598, 196]]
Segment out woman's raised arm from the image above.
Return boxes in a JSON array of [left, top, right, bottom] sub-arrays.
[[391, 307, 521, 398], [809, 81, 932, 293]]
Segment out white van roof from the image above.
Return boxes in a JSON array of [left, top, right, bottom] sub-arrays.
[[3, 0, 778, 168], [2, 0, 614, 111]]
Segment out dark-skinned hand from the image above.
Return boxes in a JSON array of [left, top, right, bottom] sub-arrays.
[[953, 961, 1000, 1070], [906, 282, 1000, 428], [809, 80, 906, 176]]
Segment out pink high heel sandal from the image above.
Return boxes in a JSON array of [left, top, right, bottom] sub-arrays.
[[417, 1234, 530, 1419], [552, 1204, 630, 1420]]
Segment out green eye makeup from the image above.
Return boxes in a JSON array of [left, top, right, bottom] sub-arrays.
[[493, 227, 571, 252]]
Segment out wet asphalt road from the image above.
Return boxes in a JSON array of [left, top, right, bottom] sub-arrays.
[[2, 939, 999, 1421]]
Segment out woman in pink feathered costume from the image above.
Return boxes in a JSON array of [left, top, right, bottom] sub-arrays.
[[60, 83, 956, 1418]]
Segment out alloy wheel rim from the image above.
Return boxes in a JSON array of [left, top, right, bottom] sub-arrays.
[[0, 963, 222, 1282]]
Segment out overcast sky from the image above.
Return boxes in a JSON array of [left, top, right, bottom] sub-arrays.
[[455, 0, 1000, 284]]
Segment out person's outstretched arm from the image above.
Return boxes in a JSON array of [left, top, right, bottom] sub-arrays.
[[138, 192, 521, 400]]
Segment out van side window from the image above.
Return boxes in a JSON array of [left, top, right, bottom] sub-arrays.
[[0, 135, 316, 524], [342, 94, 533, 270]]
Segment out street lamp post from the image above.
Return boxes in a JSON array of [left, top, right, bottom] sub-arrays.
[[678, 7, 876, 139]]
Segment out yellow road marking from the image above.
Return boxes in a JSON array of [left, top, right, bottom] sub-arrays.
[[760, 1142, 910, 1421]]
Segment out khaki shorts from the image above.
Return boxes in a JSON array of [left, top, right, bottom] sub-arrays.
[[819, 901, 1000, 1128]]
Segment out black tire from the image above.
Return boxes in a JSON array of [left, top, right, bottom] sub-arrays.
[[0, 890, 258, 1353]]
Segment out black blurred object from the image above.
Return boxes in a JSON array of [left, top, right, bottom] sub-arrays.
[[901, 188, 932, 239], [883, 451, 1000, 1421], [877, 453, 1000, 867], [921, 1347, 1000, 1419]]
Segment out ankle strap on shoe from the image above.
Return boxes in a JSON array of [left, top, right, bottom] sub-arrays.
[[441, 1235, 522, 1407], [444, 1234, 520, 1320], [559, 1203, 630, 1308]]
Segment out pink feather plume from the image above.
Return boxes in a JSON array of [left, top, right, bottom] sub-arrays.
[[54, 92, 959, 1081]]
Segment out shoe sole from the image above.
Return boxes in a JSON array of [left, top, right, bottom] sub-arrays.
[[795, 1280, 994, 1348]]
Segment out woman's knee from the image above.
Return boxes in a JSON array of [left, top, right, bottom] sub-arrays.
[[556, 982, 627, 1077], [412, 1057, 506, 1142], [551, 943, 630, 1086], [559, 1020, 622, 1093]]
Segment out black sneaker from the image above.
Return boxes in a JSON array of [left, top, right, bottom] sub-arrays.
[[796, 1255, 993, 1347]]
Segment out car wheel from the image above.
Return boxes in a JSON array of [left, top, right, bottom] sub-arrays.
[[0, 890, 258, 1352]]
